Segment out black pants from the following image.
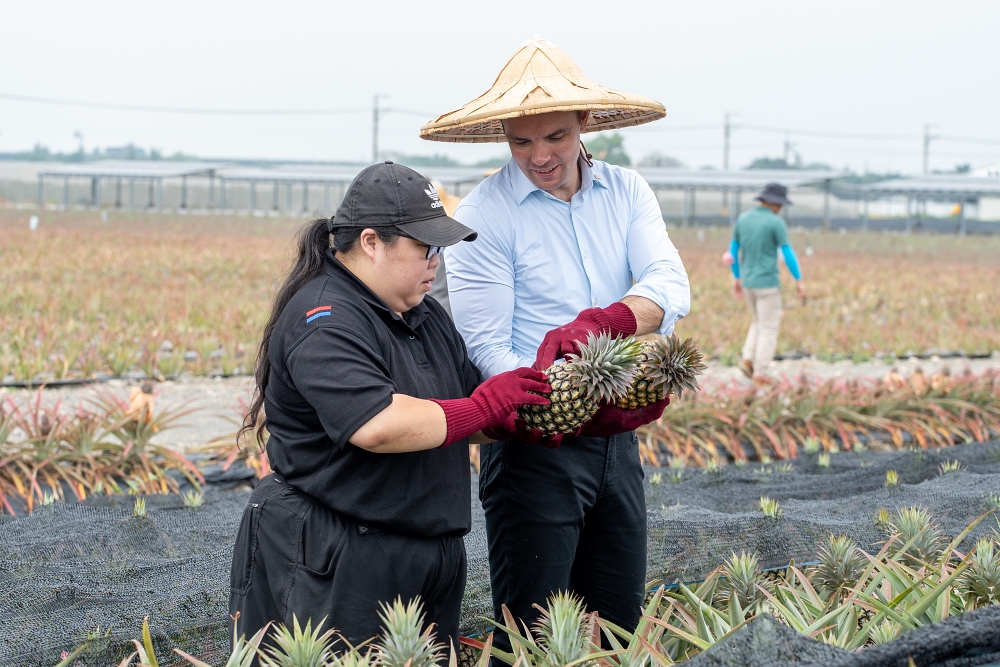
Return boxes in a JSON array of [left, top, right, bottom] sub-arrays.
[[479, 432, 646, 657], [229, 474, 467, 653]]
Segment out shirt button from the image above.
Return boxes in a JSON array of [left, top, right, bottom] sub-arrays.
[[408, 335, 415, 340], [593, 298, 599, 306]]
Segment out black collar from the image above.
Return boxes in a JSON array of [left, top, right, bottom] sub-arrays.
[[322, 250, 430, 331]]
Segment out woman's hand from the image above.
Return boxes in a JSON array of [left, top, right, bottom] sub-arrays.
[[349, 368, 551, 453], [431, 368, 552, 447]]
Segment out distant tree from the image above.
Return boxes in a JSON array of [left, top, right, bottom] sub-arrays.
[[747, 156, 831, 171], [472, 155, 511, 169], [747, 156, 793, 170], [638, 152, 684, 168], [955, 163, 971, 174], [584, 132, 631, 166], [384, 152, 462, 167]]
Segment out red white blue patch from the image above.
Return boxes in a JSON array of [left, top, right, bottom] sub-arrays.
[[306, 305, 332, 323]]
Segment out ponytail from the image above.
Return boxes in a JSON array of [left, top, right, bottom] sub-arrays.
[[241, 219, 405, 448], [242, 218, 332, 447]]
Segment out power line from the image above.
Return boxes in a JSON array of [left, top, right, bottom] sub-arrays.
[[0, 91, 433, 117]]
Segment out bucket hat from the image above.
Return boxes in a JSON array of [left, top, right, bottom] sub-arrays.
[[419, 35, 665, 143], [329, 162, 477, 246], [756, 182, 793, 206]]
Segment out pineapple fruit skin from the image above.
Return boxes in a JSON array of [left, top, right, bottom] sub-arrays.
[[520, 365, 600, 435], [616, 342, 667, 409], [518, 333, 642, 436]]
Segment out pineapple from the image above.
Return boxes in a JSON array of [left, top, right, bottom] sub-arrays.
[[615, 335, 706, 409], [520, 333, 642, 435]]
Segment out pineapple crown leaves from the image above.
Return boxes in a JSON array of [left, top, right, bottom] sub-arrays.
[[641, 335, 707, 397], [888, 506, 945, 566], [376, 597, 445, 667], [174, 618, 271, 667], [813, 534, 866, 597], [562, 333, 642, 403], [261, 615, 336, 667], [719, 551, 768, 609], [531, 592, 593, 667], [957, 537, 1000, 607]]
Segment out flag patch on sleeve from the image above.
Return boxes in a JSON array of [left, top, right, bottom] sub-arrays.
[[305, 305, 332, 323]]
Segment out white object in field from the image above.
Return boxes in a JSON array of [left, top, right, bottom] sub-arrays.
[[101, 210, 108, 224], [805, 246, 814, 257], [29, 215, 39, 231]]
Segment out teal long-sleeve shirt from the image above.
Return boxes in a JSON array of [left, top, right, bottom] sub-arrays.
[[729, 206, 801, 287]]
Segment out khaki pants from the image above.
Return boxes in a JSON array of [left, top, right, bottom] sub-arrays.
[[741, 287, 782, 372]]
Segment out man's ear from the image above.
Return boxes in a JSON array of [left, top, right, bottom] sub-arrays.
[[579, 110, 590, 132]]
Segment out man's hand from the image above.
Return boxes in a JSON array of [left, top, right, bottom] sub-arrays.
[[578, 398, 670, 438], [795, 281, 807, 304], [733, 279, 743, 299], [533, 303, 637, 370]]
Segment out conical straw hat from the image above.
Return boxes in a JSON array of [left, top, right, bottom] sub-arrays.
[[419, 35, 665, 143]]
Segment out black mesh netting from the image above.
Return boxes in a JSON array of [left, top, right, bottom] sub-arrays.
[[2, 440, 999, 666]]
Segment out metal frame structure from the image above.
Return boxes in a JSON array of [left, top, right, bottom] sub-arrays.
[[860, 175, 1000, 236], [38, 161, 224, 210], [634, 168, 844, 227], [214, 165, 489, 212]]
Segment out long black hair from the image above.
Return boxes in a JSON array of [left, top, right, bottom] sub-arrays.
[[241, 219, 402, 447]]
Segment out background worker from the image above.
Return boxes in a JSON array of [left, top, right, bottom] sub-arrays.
[[232, 162, 552, 651], [419, 36, 690, 656], [730, 182, 806, 379]]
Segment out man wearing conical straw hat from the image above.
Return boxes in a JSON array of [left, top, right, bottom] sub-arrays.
[[421, 36, 690, 651]]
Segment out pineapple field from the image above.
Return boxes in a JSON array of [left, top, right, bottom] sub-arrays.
[[2, 208, 999, 385]]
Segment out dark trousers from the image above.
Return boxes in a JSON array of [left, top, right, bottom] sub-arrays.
[[479, 432, 647, 657], [229, 474, 467, 653]]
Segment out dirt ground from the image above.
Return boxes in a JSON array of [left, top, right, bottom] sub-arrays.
[[4, 354, 998, 451]]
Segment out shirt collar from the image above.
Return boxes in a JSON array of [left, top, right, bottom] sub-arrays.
[[322, 250, 429, 330], [507, 156, 607, 206]]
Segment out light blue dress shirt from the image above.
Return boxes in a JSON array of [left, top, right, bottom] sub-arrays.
[[445, 158, 691, 379]]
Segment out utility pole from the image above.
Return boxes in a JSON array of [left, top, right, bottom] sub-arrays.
[[922, 123, 936, 175], [723, 112, 732, 171], [372, 94, 387, 163]]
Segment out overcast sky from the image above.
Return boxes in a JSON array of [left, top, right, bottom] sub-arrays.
[[1, 0, 998, 173]]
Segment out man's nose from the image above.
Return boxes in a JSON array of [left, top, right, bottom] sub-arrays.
[[530, 145, 552, 166]]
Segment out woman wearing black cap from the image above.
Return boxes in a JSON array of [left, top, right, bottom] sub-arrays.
[[229, 162, 551, 651]]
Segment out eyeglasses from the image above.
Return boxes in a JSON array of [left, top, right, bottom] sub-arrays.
[[397, 231, 441, 260]]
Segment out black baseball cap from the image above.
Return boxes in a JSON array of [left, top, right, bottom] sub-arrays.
[[328, 162, 477, 246], [756, 182, 793, 206]]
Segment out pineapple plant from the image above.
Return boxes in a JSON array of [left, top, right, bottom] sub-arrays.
[[812, 535, 865, 599], [957, 538, 1000, 609], [520, 333, 642, 435], [614, 335, 706, 409], [888, 506, 944, 567], [260, 615, 335, 667], [718, 550, 769, 612], [377, 598, 444, 667]]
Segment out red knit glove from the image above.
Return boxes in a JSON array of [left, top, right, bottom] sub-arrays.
[[532, 303, 637, 370], [430, 368, 551, 446], [483, 413, 578, 449], [578, 397, 671, 438]]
